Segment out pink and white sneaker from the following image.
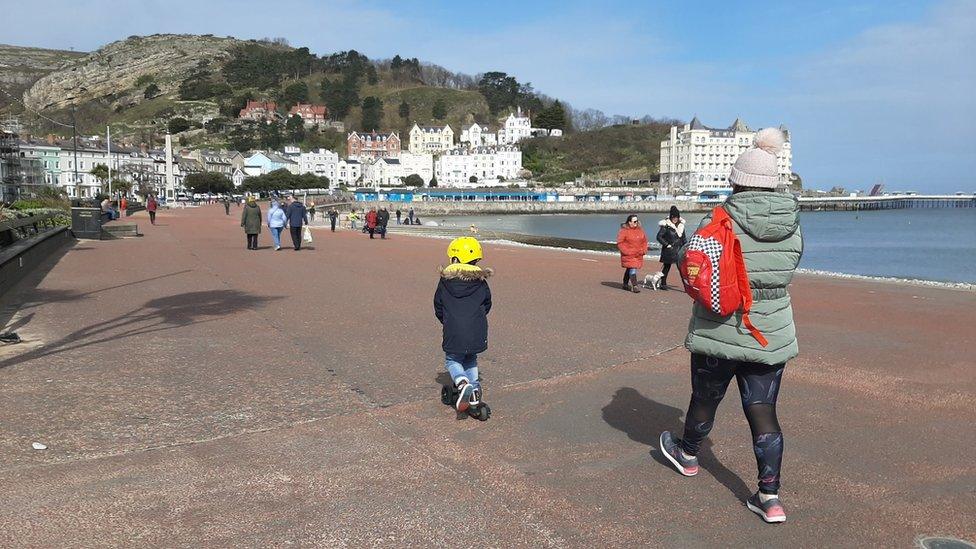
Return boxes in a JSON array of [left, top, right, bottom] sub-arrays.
[[746, 492, 787, 523]]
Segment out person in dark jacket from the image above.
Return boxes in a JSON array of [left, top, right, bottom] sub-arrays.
[[328, 208, 339, 232], [240, 197, 262, 249], [284, 196, 308, 251], [396, 208, 402, 225], [434, 237, 492, 412], [223, 197, 231, 215], [376, 207, 390, 239], [655, 205, 686, 290]]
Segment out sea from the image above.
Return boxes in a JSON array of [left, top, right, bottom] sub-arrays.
[[430, 208, 976, 285]]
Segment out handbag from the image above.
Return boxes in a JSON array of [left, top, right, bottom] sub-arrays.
[[303, 226, 313, 243]]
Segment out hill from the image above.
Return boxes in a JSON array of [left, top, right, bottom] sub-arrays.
[[521, 123, 672, 184], [0, 43, 86, 110]]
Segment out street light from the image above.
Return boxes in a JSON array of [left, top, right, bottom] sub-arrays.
[[65, 86, 87, 199]]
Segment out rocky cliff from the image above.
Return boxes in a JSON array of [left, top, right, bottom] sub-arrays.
[[22, 34, 247, 111], [0, 44, 86, 109]]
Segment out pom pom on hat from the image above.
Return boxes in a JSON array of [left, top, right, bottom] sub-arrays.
[[753, 127, 786, 155]]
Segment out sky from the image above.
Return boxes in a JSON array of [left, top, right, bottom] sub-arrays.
[[2, 0, 974, 192]]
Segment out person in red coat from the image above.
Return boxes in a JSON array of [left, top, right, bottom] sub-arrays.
[[365, 206, 379, 239], [146, 195, 158, 225], [616, 214, 648, 292]]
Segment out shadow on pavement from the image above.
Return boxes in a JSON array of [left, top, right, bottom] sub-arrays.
[[0, 289, 281, 370], [602, 387, 753, 502], [600, 281, 627, 291]]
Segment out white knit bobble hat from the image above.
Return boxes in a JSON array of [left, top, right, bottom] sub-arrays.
[[728, 128, 786, 189]]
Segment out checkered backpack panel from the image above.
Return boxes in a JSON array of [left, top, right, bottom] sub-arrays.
[[679, 206, 768, 347]]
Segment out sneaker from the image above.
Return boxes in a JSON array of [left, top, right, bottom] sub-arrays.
[[469, 387, 481, 406], [455, 380, 474, 412], [746, 492, 787, 523], [659, 431, 699, 476]]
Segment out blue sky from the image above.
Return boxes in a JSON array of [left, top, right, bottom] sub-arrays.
[[3, 0, 974, 192]]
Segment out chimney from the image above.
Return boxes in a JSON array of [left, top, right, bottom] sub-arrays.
[[140, 143, 148, 155], [46, 134, 56, 145]]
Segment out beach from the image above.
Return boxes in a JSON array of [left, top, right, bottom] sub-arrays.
[[0, 205, 973, 547]]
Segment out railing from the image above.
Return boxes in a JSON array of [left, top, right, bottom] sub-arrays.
[[0, 212, 63, 248]]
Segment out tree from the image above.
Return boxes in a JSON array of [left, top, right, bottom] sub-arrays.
[[534, 101, 567, 131], [391, 55, 403, 71], [320, 75, 359, 118], [398, 101, 410, 119], [144, 83, 160, 99], [432, 99, 447, 120], [260, 121, 283, 149], [285, 114, 306, 143], [429, 176, 438, 188], [168, 117, 191, 134], [282, 81, 310, 108], [90, 164, 109, 191], [361, 96, 384, 132], [366, 64, 379, 85], [401, 174, 423, 187], [469, 175, 478, 183], [184, 172, 233, 194], [478, 71, 520, 115]]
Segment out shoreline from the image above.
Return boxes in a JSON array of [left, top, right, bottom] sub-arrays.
[[373, 227, 976, 291]]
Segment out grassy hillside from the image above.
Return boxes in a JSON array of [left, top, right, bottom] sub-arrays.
[[521, 123, 672, 183]]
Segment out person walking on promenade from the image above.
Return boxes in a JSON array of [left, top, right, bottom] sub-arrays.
[[408, 207, 415, 224], [308, 201, 317, 222], [377, 207, 390, 239], [658, 128, 801, 524], [285, 195, 309, 251], [120, 196, 128, 217], [267, 200, 287, 251], [241, 197, 263, 250], [348, 209, 360, 230], [396, 208, 402, 225], [617, 214, 648, 293], [365, 206, 378, 239], [328, 207, 339, 232], [656, 205, 686, 291], [434, 237, 492, 414], [146, 195, 158, 225], [223, 197, 231, 215]]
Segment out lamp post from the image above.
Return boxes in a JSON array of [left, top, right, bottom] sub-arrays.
[[65, 87, 87, 199]]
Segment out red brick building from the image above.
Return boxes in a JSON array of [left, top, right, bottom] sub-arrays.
[[239, 101, 280, 122], [347, 131, 401, 160], [288, 103, 329, 126]]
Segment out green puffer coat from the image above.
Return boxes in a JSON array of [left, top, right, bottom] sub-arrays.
[[681, 191, 803, 365]]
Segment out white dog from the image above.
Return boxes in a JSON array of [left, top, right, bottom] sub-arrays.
[[643, 271, 665, 290]]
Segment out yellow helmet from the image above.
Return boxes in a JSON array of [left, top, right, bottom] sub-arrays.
[[447, 236, 483, 264]]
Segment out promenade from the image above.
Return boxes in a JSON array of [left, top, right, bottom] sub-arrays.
[[1, 205, 973, 547]]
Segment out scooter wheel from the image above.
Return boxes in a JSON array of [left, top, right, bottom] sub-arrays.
[[440, 384, 453, 406], [471, 404, 491, 421]]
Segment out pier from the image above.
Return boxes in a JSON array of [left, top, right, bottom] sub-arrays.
[[799, 194, 976, 211]]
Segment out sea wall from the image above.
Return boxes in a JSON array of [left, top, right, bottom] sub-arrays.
[[347, 200, 711, 215]]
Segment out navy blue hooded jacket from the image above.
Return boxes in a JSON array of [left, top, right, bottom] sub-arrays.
[[434, 264, 492, 354]]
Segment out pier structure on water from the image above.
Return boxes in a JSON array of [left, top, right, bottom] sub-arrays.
[[798, 195, 976, 211]]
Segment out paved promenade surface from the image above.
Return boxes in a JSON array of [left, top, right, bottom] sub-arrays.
[[1, 206, 973, 547]]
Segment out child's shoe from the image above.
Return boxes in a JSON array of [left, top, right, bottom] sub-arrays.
[[469, 387, 481, 406], [659, 431, 699, 476], [455, 380, 474, 412], [746, 492, 787, 523]]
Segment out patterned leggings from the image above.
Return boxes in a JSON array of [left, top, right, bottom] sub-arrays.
[[680, 353, 785, 494]]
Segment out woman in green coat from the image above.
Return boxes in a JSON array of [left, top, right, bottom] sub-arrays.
[[240, 197, 263, 250], [659, 128, 802, 524]]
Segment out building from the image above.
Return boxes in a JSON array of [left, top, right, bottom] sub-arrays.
[[408, 124, 454, 155], [297, 149, 339, 181], [434, 145, 522, 188], [659, 117, 793, 193], [183, 149, 234, 176], [239, 101, 280, 123], [335, 159, 361, 186], [398, 151, 434, 185], [497, 107, 532, 145], [287, 103, 329, 127], [347, 131, 401, 160], [362, 157, 404, 187], [232, 168, 246, 188], [459, 123, 497, 148], [243, 151, 300, 176]]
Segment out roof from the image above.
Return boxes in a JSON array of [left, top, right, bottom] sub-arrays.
[[382, 158, 401, 165], [414, 124, 451, 133]]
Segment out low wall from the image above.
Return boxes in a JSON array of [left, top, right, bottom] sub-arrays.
[[349, 200, 711, 215], [0, 227, 74, 297]]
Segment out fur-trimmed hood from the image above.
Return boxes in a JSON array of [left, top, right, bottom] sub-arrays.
[[659, 217, 686, 236], [438, 264, 493, 280]]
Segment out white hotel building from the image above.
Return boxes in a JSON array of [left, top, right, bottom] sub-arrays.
[[435, 145, 522, 187], [660, 117, 792, 193]]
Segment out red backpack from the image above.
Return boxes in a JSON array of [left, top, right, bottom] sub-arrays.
[[679, 206, 768, 347]]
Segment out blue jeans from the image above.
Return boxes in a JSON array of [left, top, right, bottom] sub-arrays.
[[445, 353, 479, 389], [270, 226, 283, 248]]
